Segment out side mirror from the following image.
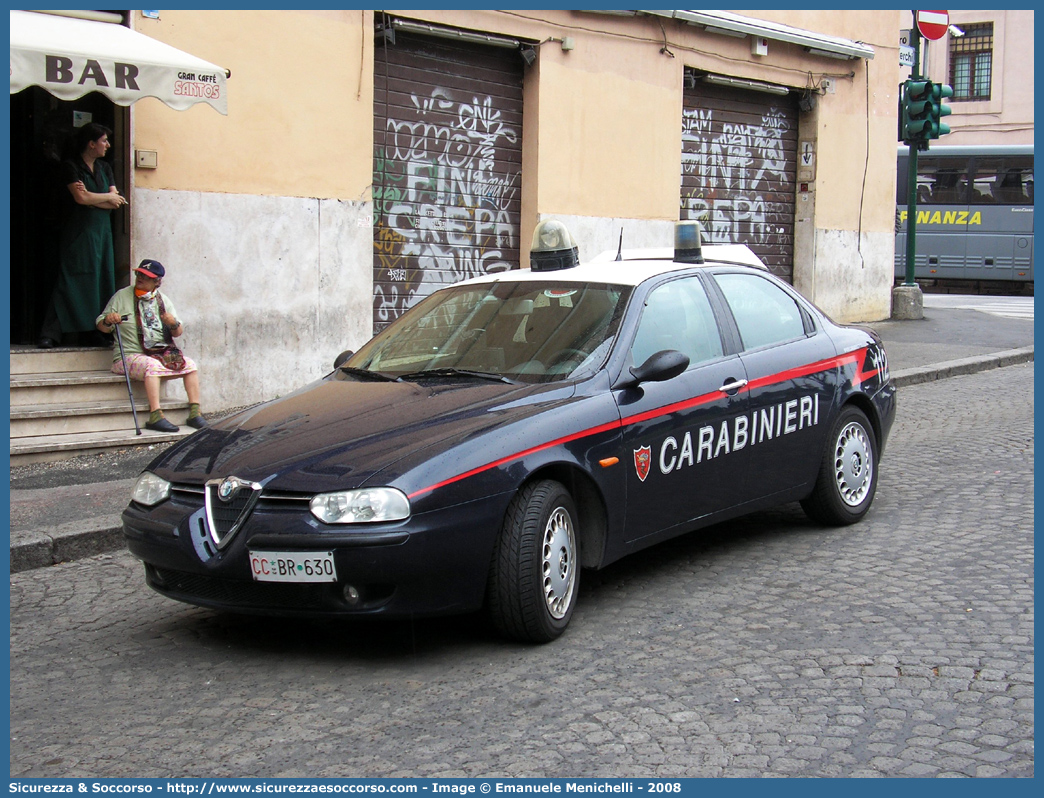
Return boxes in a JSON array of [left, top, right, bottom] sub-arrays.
[[333, 350, 354, 370], [618, 349, 689, 389]]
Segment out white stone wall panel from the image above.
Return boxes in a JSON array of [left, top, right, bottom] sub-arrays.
[[132, 188, 373, 412]]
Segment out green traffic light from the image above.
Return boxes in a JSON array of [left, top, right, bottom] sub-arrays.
[[901, 79, 936, 144], [927, 82, 953, 140], [906, 80, 930, 100]]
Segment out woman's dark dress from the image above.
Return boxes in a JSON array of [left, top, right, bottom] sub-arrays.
[[53, 157, 117, 332]]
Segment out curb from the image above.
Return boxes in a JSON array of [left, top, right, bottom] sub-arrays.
[[10, 514, 125, 574], [9, 347, 1034, 574], [891, 345, 1033, 387]]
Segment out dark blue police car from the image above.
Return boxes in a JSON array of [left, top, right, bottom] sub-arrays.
[[124, 221, 896, 643]]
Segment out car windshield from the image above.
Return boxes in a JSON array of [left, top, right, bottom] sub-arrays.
[[347, 280, 632, 383]]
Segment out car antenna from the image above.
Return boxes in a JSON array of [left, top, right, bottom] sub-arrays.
[[615, 228, 623, 261]]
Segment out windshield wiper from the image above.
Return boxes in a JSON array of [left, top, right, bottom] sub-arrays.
[[400, 368, 514, 384], [338, 366, 401, 382]]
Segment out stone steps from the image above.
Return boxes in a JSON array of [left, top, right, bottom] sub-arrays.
[[10, 345, 193, 465], [11, 428, 194, 465], [11, 398, 191, 437]]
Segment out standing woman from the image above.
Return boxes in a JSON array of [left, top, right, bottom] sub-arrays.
[[38, 123, 128, 348]]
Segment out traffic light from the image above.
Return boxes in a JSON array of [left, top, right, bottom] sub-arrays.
[[901, 80, 933, 146], [927, 82, 953, 140]]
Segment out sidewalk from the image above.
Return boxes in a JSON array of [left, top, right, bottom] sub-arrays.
[[9, 300, 1034, 573]]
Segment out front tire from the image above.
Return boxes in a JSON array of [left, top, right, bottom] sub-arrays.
[[487, 480, 580, 643], [801, 405, 879, 526]]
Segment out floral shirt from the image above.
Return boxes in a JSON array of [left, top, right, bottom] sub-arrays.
[[97, 286, 180, 363]]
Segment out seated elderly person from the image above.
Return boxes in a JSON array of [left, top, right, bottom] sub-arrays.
[[96, 259, 207, 433]]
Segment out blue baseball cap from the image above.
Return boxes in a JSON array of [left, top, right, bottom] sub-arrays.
[[135, 259, 165, 279]]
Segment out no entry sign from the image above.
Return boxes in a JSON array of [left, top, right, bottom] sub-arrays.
[[917, 10, 949, 41]]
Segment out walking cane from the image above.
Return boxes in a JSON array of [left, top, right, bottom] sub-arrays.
[[112, 314, 142, 435]]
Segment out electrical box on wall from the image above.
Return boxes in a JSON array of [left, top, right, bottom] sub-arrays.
[[136, 150, 158, 169], [752, 37, 769, 57]]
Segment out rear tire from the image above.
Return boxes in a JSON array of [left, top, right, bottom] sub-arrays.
[[487, 480, 580, 643], [801, 405, 879, 526]]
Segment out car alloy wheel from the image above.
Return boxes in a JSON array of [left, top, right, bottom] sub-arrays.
[[542, 505, 577, 620], [834, 420, 873, 506], [801, 405, 879, 526]]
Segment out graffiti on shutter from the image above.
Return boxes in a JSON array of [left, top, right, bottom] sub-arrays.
[[681, 80, 798, 281], [374, 31, 523, 334]]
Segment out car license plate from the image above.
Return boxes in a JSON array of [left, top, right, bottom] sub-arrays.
[[249, 550, 337, 583]]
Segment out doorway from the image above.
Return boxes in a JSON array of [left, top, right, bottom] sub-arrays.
[[9, 87, 130, 345]]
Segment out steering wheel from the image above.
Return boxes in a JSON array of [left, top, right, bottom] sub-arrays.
[[458, 328, 485, 345]]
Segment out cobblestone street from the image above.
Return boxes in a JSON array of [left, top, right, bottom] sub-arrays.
[[10, 364, 1034, 778]]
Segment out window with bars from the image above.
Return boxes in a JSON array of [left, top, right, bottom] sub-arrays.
[[949, 23, 993, 101]]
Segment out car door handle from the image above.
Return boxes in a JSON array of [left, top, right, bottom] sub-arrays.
[[719, 378, 748, 395]]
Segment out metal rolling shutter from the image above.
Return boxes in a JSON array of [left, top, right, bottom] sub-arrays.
[[373, 29, 524, 334], [681, 78, 799, 282]]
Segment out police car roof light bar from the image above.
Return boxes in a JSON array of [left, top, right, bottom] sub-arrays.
[[674, 221, 704, 264], [530, 219, 580, 271]]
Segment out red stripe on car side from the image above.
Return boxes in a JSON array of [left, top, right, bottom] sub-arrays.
[[407, 348, 869, 499], [618, 389, 723, 427], [407, 420, 622, 499], [746, 350, 861, 391]]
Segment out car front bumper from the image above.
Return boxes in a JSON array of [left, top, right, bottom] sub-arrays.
[[123, 489, 513, 618]]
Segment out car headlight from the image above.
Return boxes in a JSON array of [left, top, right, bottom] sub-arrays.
[[132, 471, 171, 506], [310, 488, 411, 524]]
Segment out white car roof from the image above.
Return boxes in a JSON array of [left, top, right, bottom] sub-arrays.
[[458, 244, 767, 289]]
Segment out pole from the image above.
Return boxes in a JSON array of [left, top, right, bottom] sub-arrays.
[[903, 20, 922, 286], [112, 315, 142, 435]]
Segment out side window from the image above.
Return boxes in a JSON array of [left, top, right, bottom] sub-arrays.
[[715, 273, 806, 351], [630, 277, 723, 368], [916, 158, 969, 205], [975, 156, 1034, 205]]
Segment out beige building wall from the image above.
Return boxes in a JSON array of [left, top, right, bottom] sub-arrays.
[[132, 9, 374, 198], [669, 9, 901, 322], [786, 11, 903, 321], [394, 9, 685, 256], [124, 9, 903, 411], [400, 9, 901, 322], [129, 10, 376, 409]]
